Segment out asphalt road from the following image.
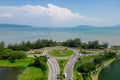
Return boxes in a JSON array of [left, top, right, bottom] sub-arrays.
[[64, 50, 80, 80], [26, 48, 105, 80], [26, 50, 60, 80], [45, 50, 60, 80]]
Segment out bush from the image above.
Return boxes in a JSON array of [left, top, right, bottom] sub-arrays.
[[29, 56, 47, 71], [104, 51, 116, 59], [0, 49, 13, 59], [78, 62, 96, 73], [8, 55, 16, 63], [0, 49, 27, 60]]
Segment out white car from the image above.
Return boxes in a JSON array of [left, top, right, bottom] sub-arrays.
[[64, 73, 67, 78]]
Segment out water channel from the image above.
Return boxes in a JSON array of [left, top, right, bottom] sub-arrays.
[[0, 67, 22, 80], [99, 59, 120, 80]]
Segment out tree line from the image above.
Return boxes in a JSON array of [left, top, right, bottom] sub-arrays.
[[0, 38, 109, 51], [62, 39, 108, 49], [0, 48, 27, 63]]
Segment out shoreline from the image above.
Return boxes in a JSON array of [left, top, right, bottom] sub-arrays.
[[91, 58, 116, 80]]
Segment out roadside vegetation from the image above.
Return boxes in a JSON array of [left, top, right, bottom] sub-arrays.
[[0, 58, 32, 68], [27, 49, 42, 54], [0, 38, 109, 52], [49, 48, 73, 57], [79, 49, 101, 54], [17, 67, 47, 80], [57, 59, 68, 80], [74, 51, 117, 80], [74, 58, 83, 80], [18, 56, 48, 80], [0, 48, 27, 63]]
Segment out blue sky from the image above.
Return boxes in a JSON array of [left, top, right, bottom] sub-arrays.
[[0, 0, 120, 27]]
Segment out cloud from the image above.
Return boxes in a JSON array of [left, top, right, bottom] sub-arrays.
[[0, 4, 99, 27], [0, 13, 13, 18]]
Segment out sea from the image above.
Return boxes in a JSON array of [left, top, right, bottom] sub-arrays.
[[0, 27, 120, 46]]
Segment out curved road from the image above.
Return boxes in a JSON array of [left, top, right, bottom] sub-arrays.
[[64, 50, 80, 80], [26, 49, 104, 80], [26, 50, 60, 80], [44, 50, 60, 80]]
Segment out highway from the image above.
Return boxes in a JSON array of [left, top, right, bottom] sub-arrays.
[[64, 50, 80, 80], [26, 48, 105, 80], [45, 50, 60, 80], [26, 50, 60, 80]]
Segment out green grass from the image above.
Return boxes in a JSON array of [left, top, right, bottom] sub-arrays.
[[0, 58, 33, 68], [80, 56, 94, 62], [49, 49, 73, 57], [79, 49, 101, 54], [27, 50, 43, 54], [57, 59, 68, 80], [73, 58, 83, 80], [17, 67, 47, 80], [84, 75, 91, 80]]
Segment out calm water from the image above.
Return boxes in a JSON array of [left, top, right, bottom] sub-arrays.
[[0, 67, 21, 80], [0, 27, 120, 45], [99, 59, 120, 80]]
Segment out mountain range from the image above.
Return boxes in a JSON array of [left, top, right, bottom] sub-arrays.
[[0, 24, 33, 29], [0, 24, 120, 29]]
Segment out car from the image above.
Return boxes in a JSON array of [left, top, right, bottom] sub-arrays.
[[57, 74, 60, 79], [63, 73, 67, 78], [69, 78, 72, 80]]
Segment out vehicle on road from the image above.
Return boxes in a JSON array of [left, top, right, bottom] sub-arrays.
[[69, 78, 72, 80], [57, 74, 60, 79], [64, 73, 67, 78]]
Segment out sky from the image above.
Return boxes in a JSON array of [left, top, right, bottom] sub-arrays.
[[0, 0, 120, 27]]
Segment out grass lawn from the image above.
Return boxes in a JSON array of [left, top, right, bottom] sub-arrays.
[[27, 49, 43, 54], [73, 58, 83, 80], [80, 56, 95, 62], [57, 59, 68, 80], [17, 67, 48, 80], [49, 49, 73, 57], [0, 58, 33, 68], [79, 49, 101, 54]]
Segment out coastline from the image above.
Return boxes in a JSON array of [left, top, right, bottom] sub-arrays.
[[91, 58, 116, 80]]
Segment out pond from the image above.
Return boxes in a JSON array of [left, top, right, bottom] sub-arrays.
[[99, 59, 120, 80], [0, 67, 22, 80]]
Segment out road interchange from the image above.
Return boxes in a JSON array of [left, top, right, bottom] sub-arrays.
[[64, 50, 80, 80], [26, 48, 106, 80]]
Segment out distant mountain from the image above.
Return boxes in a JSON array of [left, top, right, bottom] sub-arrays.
[[74, 25, 120, 29], [0, 24, 120, 29], [0, 24, 33, 29], [74, 25, 97, 30]]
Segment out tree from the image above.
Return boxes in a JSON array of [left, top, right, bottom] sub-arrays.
[[88, 40, 99, 49], [8, 54, 16, 63], [78, 62, 96, 73], [62, 38, 81, 47], [102, 42, 109, 49], [104, 51, 116, 59], [81, 43, 88, 49], [0, 42, 5, 49], [29, 56, 47, 71], [93, 56, 105, 65], [0, 49, 13, 59]]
